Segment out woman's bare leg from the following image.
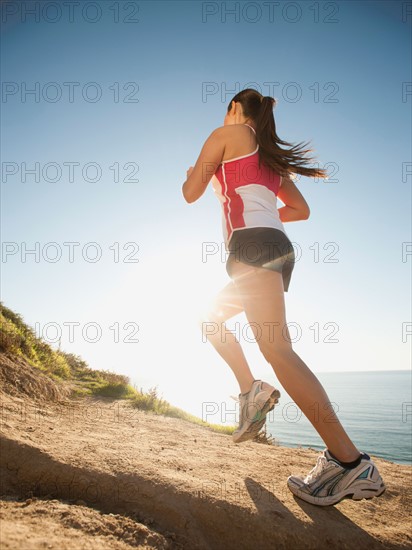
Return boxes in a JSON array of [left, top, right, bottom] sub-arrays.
[[199, 280, 255, 394], [228, 262, 361, 463]]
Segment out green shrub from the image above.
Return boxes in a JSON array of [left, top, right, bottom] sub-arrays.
[[0, 314, 23, 354], [94, 382, 131, 399], [0, 303, 72, 379]]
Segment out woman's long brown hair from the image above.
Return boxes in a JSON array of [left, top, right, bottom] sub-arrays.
[[228, 88, 328, 179]]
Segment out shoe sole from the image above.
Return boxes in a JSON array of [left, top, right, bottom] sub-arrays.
[[232, 389, 280, 444], [287, 479, 387, 507]]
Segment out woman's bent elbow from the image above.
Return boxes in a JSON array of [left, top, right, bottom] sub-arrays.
[[302, 207, 310, 220], [182, 187, 193, 203]]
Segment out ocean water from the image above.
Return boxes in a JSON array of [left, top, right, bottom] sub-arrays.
[[265, 370, 412, 465]]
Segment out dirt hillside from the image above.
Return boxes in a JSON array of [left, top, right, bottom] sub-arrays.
[[0, 352, 411, 549]]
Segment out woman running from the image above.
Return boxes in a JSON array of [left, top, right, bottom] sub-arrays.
[[182, 88, 386, 506]]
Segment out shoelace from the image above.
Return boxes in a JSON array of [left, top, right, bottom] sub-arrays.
[[304, 455, 329, 484]]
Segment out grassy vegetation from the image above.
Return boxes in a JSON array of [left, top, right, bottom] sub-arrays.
[[0, 302, 276, 443], [0, 302, 71, 380]]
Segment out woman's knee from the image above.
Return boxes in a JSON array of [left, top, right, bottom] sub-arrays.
[[198, 304, 235, 338], [256, 335, 294, 366], [197, 307, 221, 335]]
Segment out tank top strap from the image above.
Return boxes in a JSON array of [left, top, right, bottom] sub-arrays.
[[243, 123, 256, 134]]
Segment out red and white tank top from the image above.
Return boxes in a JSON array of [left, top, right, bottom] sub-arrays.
[[211, 124, 288, 251]]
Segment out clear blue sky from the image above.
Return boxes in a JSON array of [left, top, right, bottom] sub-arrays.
[[1, 1, 411, 418]]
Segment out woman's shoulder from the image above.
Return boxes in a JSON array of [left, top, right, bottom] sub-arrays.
[[207, 124, 255, 149], [208, 124, 257, 164], [210, 124, 252, 137]]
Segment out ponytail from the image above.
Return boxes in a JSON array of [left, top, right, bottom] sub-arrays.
[[227, 89, 328, 179], [256, 96, 275, 133]]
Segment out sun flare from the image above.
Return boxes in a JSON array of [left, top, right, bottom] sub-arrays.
[[140, 243, 229, 327]]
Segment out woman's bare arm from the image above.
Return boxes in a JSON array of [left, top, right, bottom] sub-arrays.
[[182, 128, 225, 203], [277, 175, 310, 221]]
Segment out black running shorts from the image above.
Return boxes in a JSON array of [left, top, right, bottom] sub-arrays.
[[226, 227, 296, 292]]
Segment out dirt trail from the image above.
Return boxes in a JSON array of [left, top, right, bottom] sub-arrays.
[[0, 355, 411, 549]]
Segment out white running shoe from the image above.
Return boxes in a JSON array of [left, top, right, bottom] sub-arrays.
[[231, 379, 280, 444], [287, 449, 386, 506]]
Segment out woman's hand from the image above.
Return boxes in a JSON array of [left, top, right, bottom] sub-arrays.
[[186, 166, 194, 179]]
